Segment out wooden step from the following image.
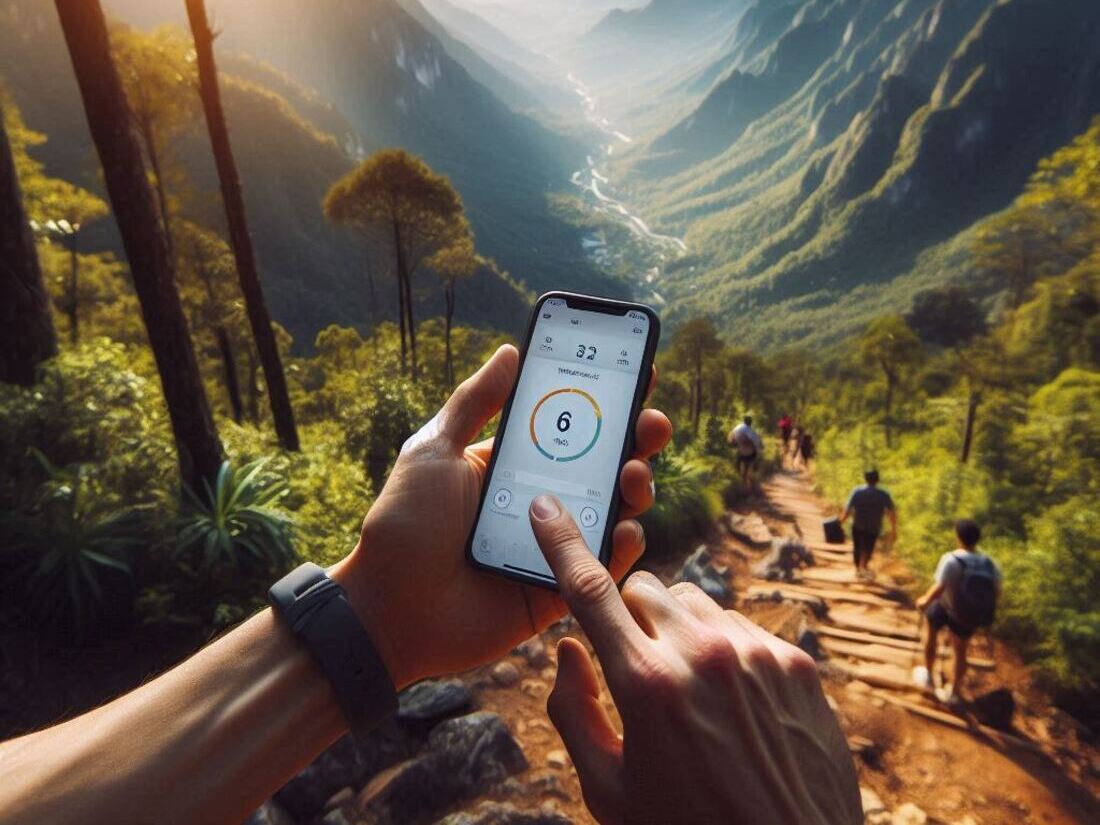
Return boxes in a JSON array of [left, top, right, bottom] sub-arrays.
[[822, 638, 995, 671], [748, 581, 899, 609], [826, 608, 921, 641], [870, 690, 1042, 754]]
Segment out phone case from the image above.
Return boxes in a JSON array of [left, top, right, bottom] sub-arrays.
[[464, 291, 662, 590]]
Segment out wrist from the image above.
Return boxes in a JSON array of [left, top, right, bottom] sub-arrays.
[[329, 549, 412, 691]]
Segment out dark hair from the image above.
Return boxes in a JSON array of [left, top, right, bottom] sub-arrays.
[[864, 469, 880, 485], [955, 519, 981, 548], [744, 415, 753, 425]]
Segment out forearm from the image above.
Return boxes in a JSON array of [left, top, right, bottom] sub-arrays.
[[919, 583, 944, 604], [0, 609, 345, 825]]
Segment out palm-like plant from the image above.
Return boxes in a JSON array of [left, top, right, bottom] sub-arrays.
[[0, 450, 143, 636], [176, 460, 295, 576]]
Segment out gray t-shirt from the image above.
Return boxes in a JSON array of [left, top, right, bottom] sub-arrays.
[[934, 550, 1003, 614], [845, 485, 895, 534]]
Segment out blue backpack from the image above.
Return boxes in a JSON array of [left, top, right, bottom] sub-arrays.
[[950, 554, 998, 628]]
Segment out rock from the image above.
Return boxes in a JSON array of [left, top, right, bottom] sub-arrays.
[[546, 749, 569, 770], [492, 661, 521, 687], [323, 787, 354, 813], [437, 800, 572, 825], [244, 800, 296, 825], [867, 812, 893, 825], [795, 623, 824, 661], [860, 786, 886, 815], [274, 725, 419, 822], [892, 803, 928, 825], [397, 678, 473, 728], [514, 636, 552, 669], [970, 688, 1015, 731], [318, 806, 356, 825], [521, 678, 548, 698], [357, 712, 528, 824], [727, 513, 773, 548], [673, 546, 735, 608], [754, 538, 816, 582]]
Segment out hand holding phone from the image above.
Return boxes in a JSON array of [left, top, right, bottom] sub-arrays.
[[466, 292, 661, 588]]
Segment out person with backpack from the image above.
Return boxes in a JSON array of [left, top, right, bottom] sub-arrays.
[[728, 414, 765, 486], [838, 469, 896, 578], [777, 413, 793, 461], [913, 519, 1002, 705]]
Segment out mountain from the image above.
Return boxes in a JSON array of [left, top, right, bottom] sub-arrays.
[[0, 0, 530, 347], [618, 0, 1100, 348]]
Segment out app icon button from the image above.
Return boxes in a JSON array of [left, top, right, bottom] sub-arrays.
[[580, 507, 599, 529]]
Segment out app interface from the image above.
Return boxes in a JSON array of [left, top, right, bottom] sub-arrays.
[[472, 299, 651, 582]]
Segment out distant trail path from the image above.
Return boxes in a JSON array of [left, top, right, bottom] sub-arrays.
[[737, 468, 1100, 824]]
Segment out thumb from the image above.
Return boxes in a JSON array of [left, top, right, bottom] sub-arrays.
[[436, 344, 519, 448], [547, 637, 624, 824]]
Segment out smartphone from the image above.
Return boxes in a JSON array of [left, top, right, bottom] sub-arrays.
[[465, 291, 661, 589]]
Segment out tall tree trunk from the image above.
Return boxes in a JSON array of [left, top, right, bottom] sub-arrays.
[[197, 264, 244, 424], [185, 0, 300, 451], [0, 102, 58, 385], [961, 391, 980, 464], [68, 229, 79, 344], [55, 0, 222, 492], [443, 276, 455, 389], [403, 268, 418, 382], [391, 218, 408, 370], [139, 117, 174, 256], [246, 346, 260, 423]]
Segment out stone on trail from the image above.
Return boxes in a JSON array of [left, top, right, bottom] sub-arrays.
[[795, 622, 824, 661], [970, 687, 1015, 731], [356, 712, 528, 824], [492, 661, 521, 687], [753, 537, 816, 582], [397, 678, 473, 728], [244, 800, 295, 825], [438, 800, 573, 825], [674, 546, 735, 607], [860, 786, 886, 815], [891, 802, 928, 825], [513, 636, 552, 669], [727, 513, 774, 548]]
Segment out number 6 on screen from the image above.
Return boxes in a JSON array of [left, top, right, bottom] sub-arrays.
[[465, 292, 661, 589]]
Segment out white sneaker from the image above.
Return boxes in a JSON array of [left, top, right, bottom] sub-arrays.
[[936, 686, 963, 706], [911, 666, 934, 691]]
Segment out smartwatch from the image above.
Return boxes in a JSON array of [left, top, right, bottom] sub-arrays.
[[268, 563, 397, 738]]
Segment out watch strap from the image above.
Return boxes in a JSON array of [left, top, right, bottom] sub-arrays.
[[268, 563, 397, 738]]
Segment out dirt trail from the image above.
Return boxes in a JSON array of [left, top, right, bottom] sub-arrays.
[[736, 469, 1099, 825]]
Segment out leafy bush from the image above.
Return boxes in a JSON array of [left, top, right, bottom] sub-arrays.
[[176, 460, 295, 578], [639, 451, 722, 561], [0, 451, 146, 640]]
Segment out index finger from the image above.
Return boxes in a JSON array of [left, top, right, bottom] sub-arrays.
[[528, 495, 648, 684]]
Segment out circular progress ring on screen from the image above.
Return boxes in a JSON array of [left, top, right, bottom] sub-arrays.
[[529, 387, 602, 462]]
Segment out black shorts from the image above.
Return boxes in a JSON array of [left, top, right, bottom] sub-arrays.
[[737, 452, 757, 470], [852, 528, 878, 564], [926, 600, 976, 639]]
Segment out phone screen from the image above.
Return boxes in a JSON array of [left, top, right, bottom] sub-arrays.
[[469, 295, 656, 585]]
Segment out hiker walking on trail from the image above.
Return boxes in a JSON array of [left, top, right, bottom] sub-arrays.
[[729, 414, 765, 486], [795, 429, 816, 470], [777, 413, 793, 460], [914, 519, 1002, 705], [838, 469, 897, 579]]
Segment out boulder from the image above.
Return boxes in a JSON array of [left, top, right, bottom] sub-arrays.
[[860, 786, 885, 815], [753, 538, 816, 582], [244, 800, 296, 825], [795, 622, 824, 661], [673, 547, 735, 608], [397, 679, 473, 729], [357, 712, 528, 824], [727, 513, 774, 548], [492, 661, 521, 687], [891, 803, 928, 825], [438, 801, 573, 825], [274, 723, 418, 822], [513, 636, 552, 669]]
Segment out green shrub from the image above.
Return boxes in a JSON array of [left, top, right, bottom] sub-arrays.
[[0, 451, 147, 640], [639, 451, 722, 561], [176, 460, 295, 578]]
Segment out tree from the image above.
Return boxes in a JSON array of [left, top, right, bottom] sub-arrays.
[[428, 237, 479, 389], [668, 318, 722, 436], [0, 99, 56, 386], [185, 0, 300, 451], [4, 95, 108, 344], [177, 222, 248, 423], [112, 25, 196, 255], [907, 286, 987, 349], [324, 149, 469, 382], [54, 0, 222, 492], [857, 315, 923, 447]]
